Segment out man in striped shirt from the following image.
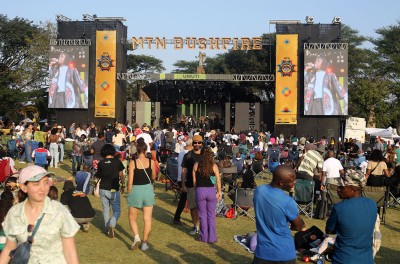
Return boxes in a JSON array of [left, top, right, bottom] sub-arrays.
[[296, 144, 325, 181]]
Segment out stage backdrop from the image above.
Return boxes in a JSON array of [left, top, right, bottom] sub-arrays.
[[275, 34, 298, 124], [304, 48, 348, 116], [95, 31, 117, 118], [48, 46, 89, 109]]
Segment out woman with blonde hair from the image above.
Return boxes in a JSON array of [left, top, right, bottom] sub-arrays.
[[193, 147, 222, 243]]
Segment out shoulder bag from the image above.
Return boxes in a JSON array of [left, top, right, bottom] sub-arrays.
[[9, 214, 45, 264]]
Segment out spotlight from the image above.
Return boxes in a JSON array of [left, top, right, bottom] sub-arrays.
[[332, 16, 341, 24], [56, 14, 72, 22], [305, 16, 314, 24]]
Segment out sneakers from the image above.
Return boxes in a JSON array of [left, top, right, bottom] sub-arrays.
[[131, 238, 141, 250], [82, 223, 90, 232], [107, 226, 115, 238], [141, 242, 150, 251], [189, 226, 199, 235]]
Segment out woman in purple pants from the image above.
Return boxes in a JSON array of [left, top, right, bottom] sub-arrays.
[[193, 148, 222, 243]]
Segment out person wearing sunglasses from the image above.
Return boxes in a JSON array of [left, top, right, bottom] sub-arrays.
[[181, 135, 204, 235], [0, 165, 80, 263]]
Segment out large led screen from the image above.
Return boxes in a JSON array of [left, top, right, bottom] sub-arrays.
[[304, 49, 348, 116], [48, 46, 89, 109]]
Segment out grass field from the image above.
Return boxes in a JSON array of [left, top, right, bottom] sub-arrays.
[[14, 161, 400, 264]]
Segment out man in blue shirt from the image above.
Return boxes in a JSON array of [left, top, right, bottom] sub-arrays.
[[253, 165, 305, 264], [326, 169, 377, 264]]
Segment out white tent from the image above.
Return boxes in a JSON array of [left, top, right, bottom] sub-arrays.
[[21, 118, 33, 123], [366, 126, 400, 143]]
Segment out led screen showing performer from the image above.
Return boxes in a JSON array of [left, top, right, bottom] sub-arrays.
[[304, 49, 348, 116], [48, 46, 89, 109]]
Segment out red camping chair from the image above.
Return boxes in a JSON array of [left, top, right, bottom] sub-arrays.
[[0, 158, 11, 185]]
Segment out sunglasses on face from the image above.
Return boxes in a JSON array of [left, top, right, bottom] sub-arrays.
[[193, 141, 203, 145]]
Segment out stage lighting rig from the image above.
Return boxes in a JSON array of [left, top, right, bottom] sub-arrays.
[[56, 15, 72, 22], [82, 14, 95, 21], [305, 16, 314, 24], [332, 16, 341, 24]]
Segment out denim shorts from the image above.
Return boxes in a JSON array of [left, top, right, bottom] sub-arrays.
[[127, 184, 154, 208]]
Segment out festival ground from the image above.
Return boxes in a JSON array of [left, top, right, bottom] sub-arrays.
[[14, 161, 400, 264]]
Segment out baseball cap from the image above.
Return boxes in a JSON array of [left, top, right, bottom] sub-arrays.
[[19, 165, 55, 184]]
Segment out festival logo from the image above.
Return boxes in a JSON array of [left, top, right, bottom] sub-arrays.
[[277, 57, 296, 77], [97, 52, 114, 71], [281, 87, 292, 97]]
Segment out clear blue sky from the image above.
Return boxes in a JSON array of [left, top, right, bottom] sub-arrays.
[[2, 0, 399, 72]]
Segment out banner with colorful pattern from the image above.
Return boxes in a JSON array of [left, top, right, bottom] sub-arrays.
[[275, 34, 298, 124], [95, 31, 116, 118]]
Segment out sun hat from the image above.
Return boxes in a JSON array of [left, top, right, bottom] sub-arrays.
[[344, 169, 366, 188], [142, 126, 150, 132], [19, 165, 55, 184]]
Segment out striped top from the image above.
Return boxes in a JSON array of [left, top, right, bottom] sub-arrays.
[[298, 150, 323, 177]]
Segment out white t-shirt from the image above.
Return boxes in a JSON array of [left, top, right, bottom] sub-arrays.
[[136, 133, 153, 153], [323, 157, 343, 179]]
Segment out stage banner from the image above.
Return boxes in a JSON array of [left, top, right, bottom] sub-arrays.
[[275, 34, 298, 124], [95, 31, 116, 118]]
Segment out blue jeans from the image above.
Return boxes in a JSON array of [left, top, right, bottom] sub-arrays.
[[72, 155, 82, 174], [21, 140, 32, 163], [58, 143, 64, 162], [100, 189, 121, 229]]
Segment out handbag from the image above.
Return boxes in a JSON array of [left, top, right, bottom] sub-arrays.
[[210, 175, 216, 185], [94, 179, 101, 197], [9, 214, 44, 264]]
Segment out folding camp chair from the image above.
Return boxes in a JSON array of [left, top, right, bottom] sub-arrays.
[[388, 183, 400, 207], [294, 179, 315, 218], [0, 159, 11, 187], [164, 156, 180, 202], [7, 139, 18, 159], [363, 186, 388, 224], [251, 160, 265, 180], [233, 188, 255, 221], [219, 166, 237, 192]]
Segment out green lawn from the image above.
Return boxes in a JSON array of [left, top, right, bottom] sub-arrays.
[[15, 162, 400, 264]]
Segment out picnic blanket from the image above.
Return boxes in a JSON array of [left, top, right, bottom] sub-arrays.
[[233, 234, 255, 254]]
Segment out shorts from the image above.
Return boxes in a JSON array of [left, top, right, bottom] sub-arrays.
[[127, 184, 154, 208], [186, 187, 197, 209]]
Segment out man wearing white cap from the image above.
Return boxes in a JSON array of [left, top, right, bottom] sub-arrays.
[[136, 126, 153, 155]]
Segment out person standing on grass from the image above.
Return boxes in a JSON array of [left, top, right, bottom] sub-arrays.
[[192, 147, 222, 243], [127, 140, 156, 251], [253, 165, 305, 264], [173, 138, 193, 225], [181, 134, 204, 235], [0, 165, 80, 263], [95, 144, 125, 239]]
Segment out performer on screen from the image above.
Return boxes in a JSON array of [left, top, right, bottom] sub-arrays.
[[49, 51, 88, 108], [304, 55, 348, 115]]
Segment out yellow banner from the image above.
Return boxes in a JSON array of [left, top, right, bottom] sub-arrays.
[[275, 34, 298, 124], [95, 31, 116, 118]]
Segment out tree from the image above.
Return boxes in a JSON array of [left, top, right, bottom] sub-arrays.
[[126, 54, 165, 101], [0, 15, 51, 122], [172, 60, 198, 73], [370, 21, 400, 127]]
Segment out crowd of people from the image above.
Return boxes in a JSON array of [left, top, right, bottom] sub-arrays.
[[0, 119, 398, 263]]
